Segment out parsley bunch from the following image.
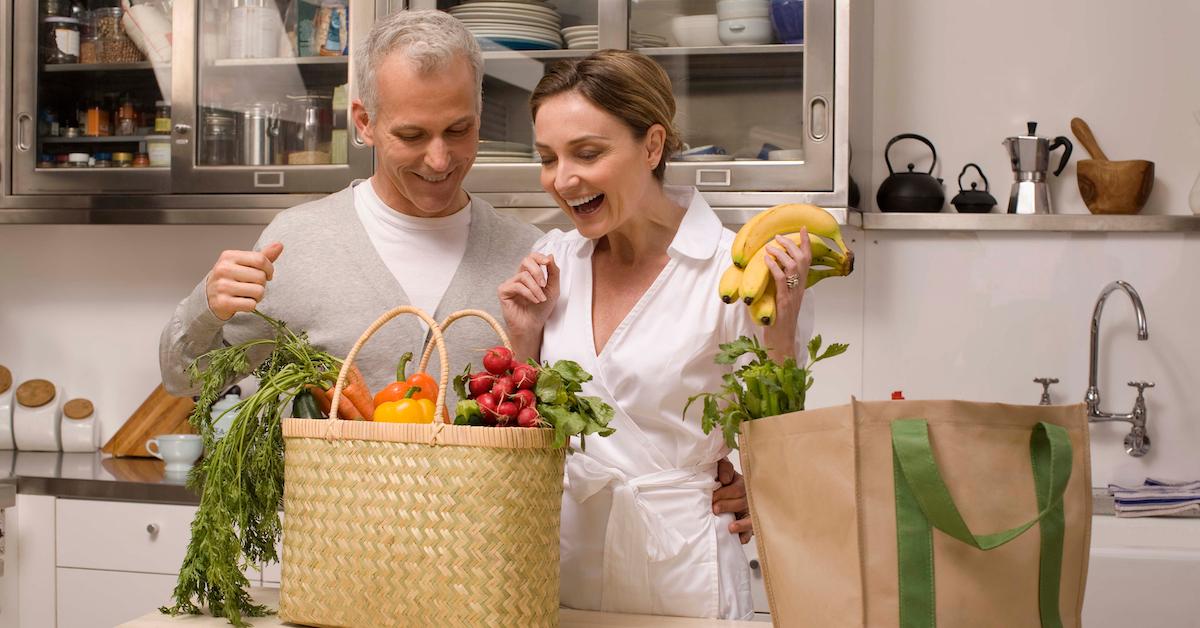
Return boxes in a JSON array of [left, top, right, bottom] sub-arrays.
[[684, 335, 848, 449]]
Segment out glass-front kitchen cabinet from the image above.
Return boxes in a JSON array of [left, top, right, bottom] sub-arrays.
[[2, 0, 849, 222]]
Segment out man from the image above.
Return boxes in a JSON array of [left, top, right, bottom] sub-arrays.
[[159, 10, 539, 398]]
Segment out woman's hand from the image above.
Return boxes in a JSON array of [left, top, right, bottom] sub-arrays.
[[762, 229, 811, 361], [498, 252, 560, 361], [714, 457, 753, 543]]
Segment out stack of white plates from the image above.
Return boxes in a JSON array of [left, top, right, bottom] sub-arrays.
[[561, 25, 669, 50], [477, 140, 536, 163], [448, 1, 563, 50]]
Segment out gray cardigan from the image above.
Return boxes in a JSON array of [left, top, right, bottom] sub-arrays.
[[159, 183, 542, 409]]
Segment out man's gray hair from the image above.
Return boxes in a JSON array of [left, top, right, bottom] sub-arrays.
[[356, 10, 484, 115]]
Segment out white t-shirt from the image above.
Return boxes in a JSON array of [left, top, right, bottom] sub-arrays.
[[353, 180, 471, 318]]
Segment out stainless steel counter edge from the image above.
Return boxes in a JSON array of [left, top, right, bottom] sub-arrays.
[[15, 474, 198, 505]]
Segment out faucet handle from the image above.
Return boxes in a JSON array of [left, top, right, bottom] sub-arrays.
[[1127, 381, 1155, 396], [1034, 377, 1059, 405]]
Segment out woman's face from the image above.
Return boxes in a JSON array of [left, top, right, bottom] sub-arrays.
[[534, 91, 664, 239]]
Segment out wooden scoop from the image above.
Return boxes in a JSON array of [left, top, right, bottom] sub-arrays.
[[1071, 116, 1154, 214]]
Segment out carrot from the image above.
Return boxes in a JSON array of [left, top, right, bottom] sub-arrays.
[[307, 383, 363, 421], [341, 364, 376, 420]]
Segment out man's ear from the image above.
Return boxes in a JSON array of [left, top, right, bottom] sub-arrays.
[[352, 99, 374, 146], [645, 124, 667, 171]]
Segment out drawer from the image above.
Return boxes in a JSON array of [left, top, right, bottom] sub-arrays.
[[56, 499, 197, 574], [56, 567, 178, 628], [743, 541, 771, 614]]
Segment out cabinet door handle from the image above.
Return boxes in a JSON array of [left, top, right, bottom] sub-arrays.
[[146, 523, 160, 536], [16, 113, 33, 152], [749, 559, 760, 571]]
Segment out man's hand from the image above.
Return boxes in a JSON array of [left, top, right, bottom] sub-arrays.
[[205, 242, 284, 321], [713, 457, 754, 544]]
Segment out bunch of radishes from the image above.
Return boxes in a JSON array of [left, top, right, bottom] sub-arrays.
[[463, 346, 543, 428]]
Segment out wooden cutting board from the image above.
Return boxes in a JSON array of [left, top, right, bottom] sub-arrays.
[[102, 384, 196, 458]]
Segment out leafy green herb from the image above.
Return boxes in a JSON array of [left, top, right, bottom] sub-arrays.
[[160, 311, 342, 627], [684, 335, 848, 449]]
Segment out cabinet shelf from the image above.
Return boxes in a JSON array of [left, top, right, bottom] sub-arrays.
[[41, 135, 159, 144], [856, 212, 1200, 232], [209, 56, 348, 68], [43, 62, 164, 73], [640, 44, 806, 57]]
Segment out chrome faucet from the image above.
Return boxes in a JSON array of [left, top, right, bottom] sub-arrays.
[[1085, 280, 1154, 457]]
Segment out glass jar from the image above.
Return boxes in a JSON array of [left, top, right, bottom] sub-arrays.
[[42, 17, 81, 64], [67, 152, 89, 167], [201, 111, 239, 165], [84, 101, 111, 137], [94, 7, 144, 63], [37, 154, 56, 168], [79, 34, 98, 63], [228, 0, 282, 59], [92, 151, 113, 168], [117, 96, 137, 135], [113, 151, 133, 167], [154, 101, 171, 133], [146, 136, 171, 167], [41, 0, 70, 18], [132, 152, 151, 167]]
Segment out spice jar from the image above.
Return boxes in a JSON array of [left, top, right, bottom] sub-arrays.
[[84, 101, 111, 137], [116, 96, 137, 135], [67, 152, 89, 167], [132, 152, 151, 167], [42, 17, 82, 64], [93, 151, 113, 168], [113, 151, 133, 167], [38, 154, 55, 168], [154, 101, 171, 133]]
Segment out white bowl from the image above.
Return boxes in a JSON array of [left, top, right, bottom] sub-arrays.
[[717, 0, 770, 20], [718, 16, 774, 45], [670, 14, 721, 47]]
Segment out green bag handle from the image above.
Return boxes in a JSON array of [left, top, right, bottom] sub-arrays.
[[891, 419, 1073, 628]]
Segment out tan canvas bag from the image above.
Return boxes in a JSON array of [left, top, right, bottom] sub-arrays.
[[740, 398, 1091, 627]]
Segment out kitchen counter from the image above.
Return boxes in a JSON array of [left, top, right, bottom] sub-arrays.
[[120, 587, 760, 627], [0, 450, 197, 504]]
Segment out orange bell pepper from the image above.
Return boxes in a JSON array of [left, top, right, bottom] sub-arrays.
[[373, 387, 436, 423], [373, 352, 439, 407]]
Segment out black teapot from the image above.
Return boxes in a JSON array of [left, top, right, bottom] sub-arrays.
[[876, 133, 944, 213], [950, 163, 997, 213]]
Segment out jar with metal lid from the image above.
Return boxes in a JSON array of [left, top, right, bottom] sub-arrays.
[[41, 0, 70, 17], [67, 152, 89, 167], [37, 155, 55, 168], [93, 151, 113, 167], [132, 152, 151, 167], [154, 101, 171, 133], [201, 110, 240, 165], [42, 17, 81, 64], [113, 151, 133, 167]]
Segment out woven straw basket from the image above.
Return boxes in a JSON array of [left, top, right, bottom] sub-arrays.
[[279, 307, 566, 627]]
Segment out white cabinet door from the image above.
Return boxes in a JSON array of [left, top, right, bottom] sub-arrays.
[[56, 500, 197, 574], [742, 541, 771, 614], [56, 568, 177, 628]]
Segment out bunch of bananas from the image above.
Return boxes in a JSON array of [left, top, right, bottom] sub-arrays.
[[718, 203, 854, 325]]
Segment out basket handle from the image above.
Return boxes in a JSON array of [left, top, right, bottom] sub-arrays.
[[417, 309, 513, 376], [329, 306, 449, 427]]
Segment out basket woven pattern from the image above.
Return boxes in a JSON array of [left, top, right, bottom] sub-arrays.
[[278, 307, 566, 627]]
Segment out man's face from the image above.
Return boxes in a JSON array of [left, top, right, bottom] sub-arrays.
[[355, 52, 480, 217]]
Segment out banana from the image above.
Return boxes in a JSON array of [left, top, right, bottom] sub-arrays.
[[805, 267, 840, 289], [731, 203, 848, 268], [748, 279, 776, 326], [717, 265, 743, 304], [738, 233, 849, 304]]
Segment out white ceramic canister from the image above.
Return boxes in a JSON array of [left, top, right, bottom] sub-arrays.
[[0, 365, 15, 449], [60, 398, 99, 452], [13, 378, 63, 451]]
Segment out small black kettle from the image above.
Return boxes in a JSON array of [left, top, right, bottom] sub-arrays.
[[876, 133, 944, 213], [950, 163, 997, 213]]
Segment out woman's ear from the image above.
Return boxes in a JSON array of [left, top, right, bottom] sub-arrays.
[[644, 123, 667, 172]]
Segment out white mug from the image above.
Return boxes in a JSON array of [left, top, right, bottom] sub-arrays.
[[146, 434, 203, 473]]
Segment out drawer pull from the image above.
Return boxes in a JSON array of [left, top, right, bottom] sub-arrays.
[[749, 559, 760, 571], [146, 523, 160, 536]]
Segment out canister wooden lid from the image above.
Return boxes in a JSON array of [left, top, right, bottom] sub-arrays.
[[0, 365, 10, 395], [16, 379, 55, 408], [64, 398, 94, 420]]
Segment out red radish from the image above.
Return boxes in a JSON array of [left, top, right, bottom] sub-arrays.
[[517, 407, 541, 428], [511, 364, 539, 390], [497, 401, 519, 423], [467, 372, 494, 398], [476, 392, 500, 419], [490, 375, 515, 399], [483, 346, 514, 375], [511, 389, 536, 411]]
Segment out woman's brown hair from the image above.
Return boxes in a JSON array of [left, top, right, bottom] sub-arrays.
[[530, 49, 684, 181]]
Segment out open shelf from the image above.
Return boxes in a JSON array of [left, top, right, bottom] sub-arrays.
[[43, 62, 163, 73], [41, 135, 160, 144], [856, 212, 1200, 232]]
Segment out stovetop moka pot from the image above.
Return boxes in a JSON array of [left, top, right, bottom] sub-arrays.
[[1002, 121, 1073, 214]]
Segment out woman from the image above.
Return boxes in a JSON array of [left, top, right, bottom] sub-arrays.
[[498, 50, 814, 620]]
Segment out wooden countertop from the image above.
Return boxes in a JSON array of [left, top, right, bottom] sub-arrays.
[[120, 588, 762, 627]]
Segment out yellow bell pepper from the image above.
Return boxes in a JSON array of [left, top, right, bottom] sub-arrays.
[[373, 387, 436, 424]]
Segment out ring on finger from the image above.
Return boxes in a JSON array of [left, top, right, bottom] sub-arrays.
[[785, 274, 801, 289]]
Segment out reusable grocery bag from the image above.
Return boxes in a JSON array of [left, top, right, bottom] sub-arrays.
[[739, 398, 1091, 627]]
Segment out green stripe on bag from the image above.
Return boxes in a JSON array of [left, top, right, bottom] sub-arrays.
[[891, 420, 1072, 628]]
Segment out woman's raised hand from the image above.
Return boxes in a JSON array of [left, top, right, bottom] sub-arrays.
[[762, 229, 812, 360], [498, 252, 560, 360]]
